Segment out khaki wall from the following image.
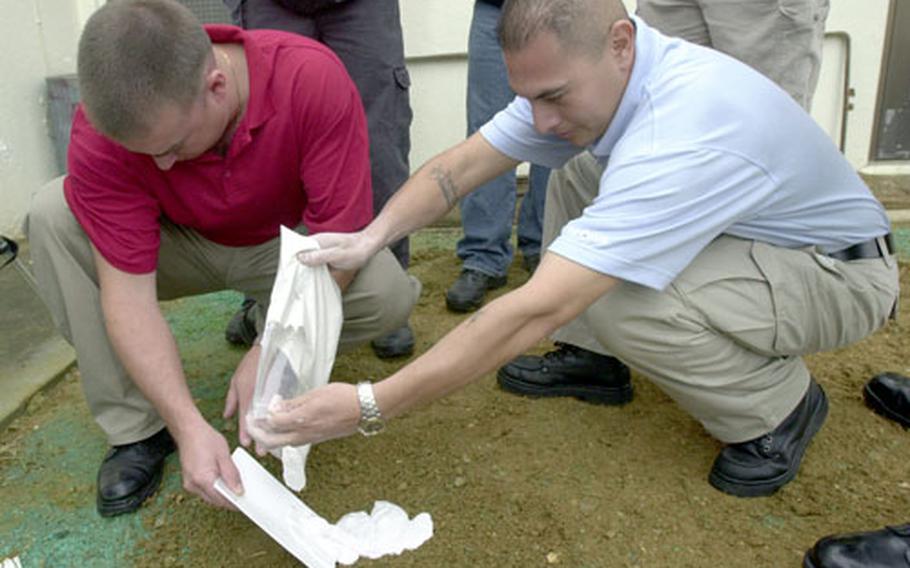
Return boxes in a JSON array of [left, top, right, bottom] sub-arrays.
[[0, 0, 896, 238]]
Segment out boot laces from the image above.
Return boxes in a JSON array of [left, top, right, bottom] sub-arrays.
[[545, 342, 579, 361], [759, 435, 775, 456]]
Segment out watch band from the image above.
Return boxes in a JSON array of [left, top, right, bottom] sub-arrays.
[[356, 381, 385, 436]]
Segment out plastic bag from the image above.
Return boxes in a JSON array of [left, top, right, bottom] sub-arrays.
[[248, 226, 342, 490]]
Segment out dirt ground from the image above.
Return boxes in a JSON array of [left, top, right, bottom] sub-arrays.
[[2, 228, 909, 567]]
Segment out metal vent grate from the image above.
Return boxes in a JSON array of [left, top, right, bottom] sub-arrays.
[[176, 0, 233, 24]]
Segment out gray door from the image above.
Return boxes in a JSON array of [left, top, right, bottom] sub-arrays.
[[873, 0, 910, 161]]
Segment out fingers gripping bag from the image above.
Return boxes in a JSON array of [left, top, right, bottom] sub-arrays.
[[248, 226, 342, 491]]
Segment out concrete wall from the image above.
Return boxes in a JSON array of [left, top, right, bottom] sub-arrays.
[[0, 0, 102, 239], [0, 0, 897, 238]]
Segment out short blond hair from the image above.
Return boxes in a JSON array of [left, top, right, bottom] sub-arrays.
[[499, 0, 628, 59], [77, 0, 213, 141]]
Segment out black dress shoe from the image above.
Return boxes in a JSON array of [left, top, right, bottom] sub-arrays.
[[97, 428, 176, 517], [445, 269, 507, 313], [370, 323, 415, 359], [497, 342, 633, 405], [803, 523, 910, 568], [521, 253, 540, 274], [864, 372, 910, 429], [225, 296, 259, 347], [709, 378, 828, 498]]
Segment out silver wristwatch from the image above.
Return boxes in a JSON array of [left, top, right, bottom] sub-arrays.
[[356, 381, 385, 436]]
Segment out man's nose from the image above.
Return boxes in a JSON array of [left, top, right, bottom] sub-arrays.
[[531, 102, 560, 135], [153, 153, 178, 171]]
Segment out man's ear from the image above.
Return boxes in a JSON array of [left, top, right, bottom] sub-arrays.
[[204, 66, 228, 102], [609, 19, 635, 68]]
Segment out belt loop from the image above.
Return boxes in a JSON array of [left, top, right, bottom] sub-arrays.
[[878, 236, 895, 268]]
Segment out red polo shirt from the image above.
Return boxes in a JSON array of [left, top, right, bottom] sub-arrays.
[[64, 25, 372, 274]]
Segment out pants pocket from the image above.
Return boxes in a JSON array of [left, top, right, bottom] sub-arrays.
[[778, 0, 829, 26], [750, 241, 891, 355]]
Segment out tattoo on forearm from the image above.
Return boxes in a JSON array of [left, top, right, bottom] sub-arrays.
[[430, 165, 459, 209]]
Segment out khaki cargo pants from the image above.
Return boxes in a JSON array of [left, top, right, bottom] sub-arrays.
[[27, 177, 421, 445], [637, 0, 829, 111], [545, 153, 899, 443]]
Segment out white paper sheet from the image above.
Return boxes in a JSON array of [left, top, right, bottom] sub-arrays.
[[215, 448, 433, 567], [214, 448, 337, 568]]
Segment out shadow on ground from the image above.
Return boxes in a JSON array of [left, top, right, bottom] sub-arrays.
[[1, 227, 909, 567]]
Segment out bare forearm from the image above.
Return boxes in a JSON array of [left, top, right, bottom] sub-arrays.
[[101, 295, 204, 438], [364, 134, 518, 251], [374, 255, 619, 420], [375, 286, 566, 419]]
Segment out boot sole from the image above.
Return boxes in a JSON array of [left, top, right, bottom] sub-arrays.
[[445, 276, 507, 313], [445, 296, 484, 313], [802, 552, 821, 568], [97, 464, 165, 517], [708, 383, 829, 498], [371, 342, 415, 359], [863, 384, 910, 428], [496, 369, 633, 406]]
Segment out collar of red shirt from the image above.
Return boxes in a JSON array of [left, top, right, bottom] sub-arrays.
[[203, 24, 276, 153]]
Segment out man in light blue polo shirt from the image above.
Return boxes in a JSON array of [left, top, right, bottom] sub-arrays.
[[254, 0, 899, 498]]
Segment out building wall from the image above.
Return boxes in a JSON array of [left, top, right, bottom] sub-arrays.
[[0, 0, 897, 238], [0, 0, 101, 239]]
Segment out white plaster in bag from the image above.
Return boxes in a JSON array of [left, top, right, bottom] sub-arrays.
[[247, 226, 343, 491]]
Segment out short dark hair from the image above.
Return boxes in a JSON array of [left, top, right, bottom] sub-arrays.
[[498, 0, 628, 59], [77, 0, 213, 141]]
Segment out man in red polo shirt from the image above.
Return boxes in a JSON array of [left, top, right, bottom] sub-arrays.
[[26, 0, 419, 516]]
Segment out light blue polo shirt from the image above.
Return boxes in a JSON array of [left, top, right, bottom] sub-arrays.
[[480, 16, 889, 290]]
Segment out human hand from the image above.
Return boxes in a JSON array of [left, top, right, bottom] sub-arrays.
[[246, 382, 361, 451], [296, 231, 380, 271], [176, 421, 242, 508], [223, 344, 261, 448]]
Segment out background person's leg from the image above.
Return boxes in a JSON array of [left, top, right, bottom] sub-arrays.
[[315, 0, 416, 357], [516, 164, 549, 273], [316, 0, 412, 268], [700, 0, 828, 110], [636, 0, 711, 47], [447, 1, 520, 312], [638, 0, 828, 111]]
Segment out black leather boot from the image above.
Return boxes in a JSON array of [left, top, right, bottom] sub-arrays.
[[864, 372, 910, 429], [370, 323, 415, 359], [224, 296, 259, 347], [709, 378, 828, 498], [96, 428, 176, 517], [497, 342, 633, 405], [445, 269, 507, 313], [804, 523, 910, 568]]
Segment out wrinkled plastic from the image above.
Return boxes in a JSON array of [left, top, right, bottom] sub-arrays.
[[248, 226, 342, 490]]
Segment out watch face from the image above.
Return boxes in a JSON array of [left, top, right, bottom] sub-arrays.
[[359, 417, 384, 436]]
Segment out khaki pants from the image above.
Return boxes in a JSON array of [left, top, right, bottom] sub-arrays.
[[27, 177, 421, 445], [545, 153, 899, 443], [637, 0, 829, 111]]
